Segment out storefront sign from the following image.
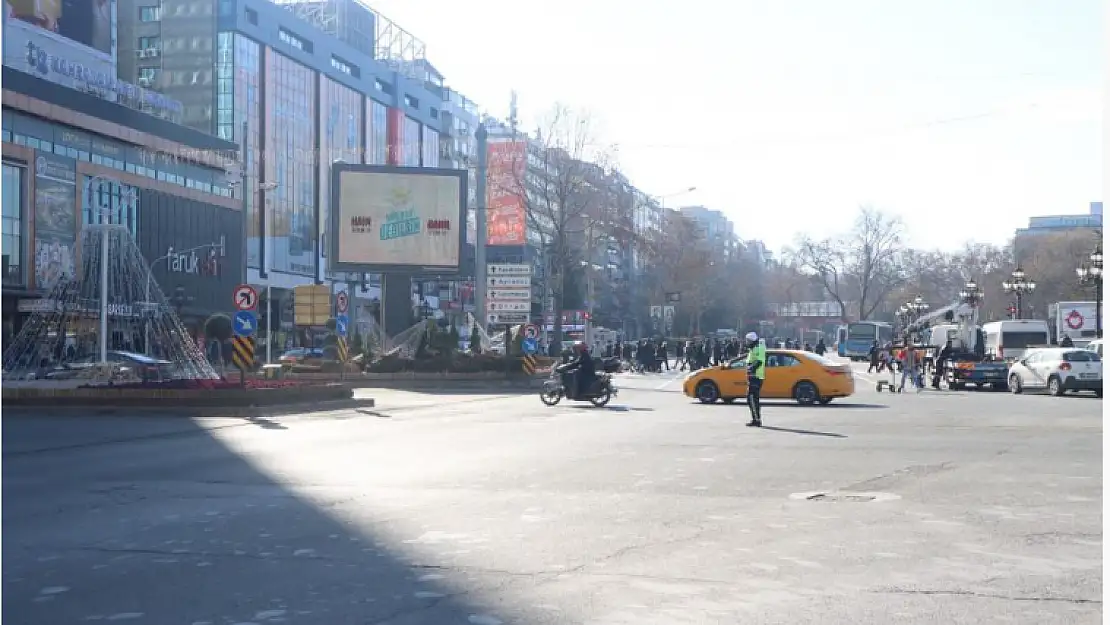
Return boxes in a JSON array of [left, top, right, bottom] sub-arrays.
[[167, 243, 222, 277]]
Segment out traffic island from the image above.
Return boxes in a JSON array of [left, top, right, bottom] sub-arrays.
[[1, 381, 375, 418]]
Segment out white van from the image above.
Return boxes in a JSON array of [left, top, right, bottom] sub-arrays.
[[982, 320, 1051, 361]]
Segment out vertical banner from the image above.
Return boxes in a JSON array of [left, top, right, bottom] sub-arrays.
[[486, 141, 527, 246], [32, 152, 77, 290]]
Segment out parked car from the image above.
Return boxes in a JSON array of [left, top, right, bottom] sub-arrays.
[[1007, 347, 1102, 397], [682, 349, 855, 405], [278, 348, 325, 366], [1086, 339, 1103, 358], [46, 351, 176, 382]]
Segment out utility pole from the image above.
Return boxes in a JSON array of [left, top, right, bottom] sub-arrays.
[[474, 123, 489, 335]]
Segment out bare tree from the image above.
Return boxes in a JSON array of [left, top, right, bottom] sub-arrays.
[[789, 206, 904, 320], [496, 105, 621, 344]]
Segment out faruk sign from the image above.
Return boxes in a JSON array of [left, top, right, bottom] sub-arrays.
[[167, 243, 223, 277]]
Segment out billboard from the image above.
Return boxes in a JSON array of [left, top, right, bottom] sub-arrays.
[[4, 0, 115, 60], [486, 141, 527, 246], [330, 164, 467, 273]]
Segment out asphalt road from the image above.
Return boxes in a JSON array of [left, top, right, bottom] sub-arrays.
[[4, 362, 1102, 624]]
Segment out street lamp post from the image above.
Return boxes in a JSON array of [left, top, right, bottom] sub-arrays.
[[959, 280, 984, 307], [1001, 266, 1036, 320], [1076, 246, 1103, 338]]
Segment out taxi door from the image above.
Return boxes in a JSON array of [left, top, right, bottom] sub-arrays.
[[719, 357, 750, 398], [763, 353, 803, 398]]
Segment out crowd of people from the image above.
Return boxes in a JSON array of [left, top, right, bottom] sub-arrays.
[[593, 335, 831, 374]]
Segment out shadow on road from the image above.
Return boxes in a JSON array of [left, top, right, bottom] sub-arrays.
[[759, 425, 846, 438], [2, 415, 519, 624]]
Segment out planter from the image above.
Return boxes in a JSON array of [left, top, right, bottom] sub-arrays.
[[2, 383, 354, 408]]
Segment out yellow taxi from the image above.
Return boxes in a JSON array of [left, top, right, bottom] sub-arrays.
[[682, 349, 855, 406]]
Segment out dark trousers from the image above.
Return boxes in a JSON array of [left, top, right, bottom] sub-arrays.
[[747, 377, 763, 422]]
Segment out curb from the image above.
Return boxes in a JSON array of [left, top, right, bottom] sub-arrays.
[[2, 398, 376, 419]]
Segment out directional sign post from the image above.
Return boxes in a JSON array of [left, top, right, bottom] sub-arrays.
[[335, 314, 349, 337], [234, 284, 259, 311], [336, 291, 349, 314], [231, 336, 255, 386], [522, 337, 538, 355], [233, 310, 257, 337], [523, 324, 539, 340]]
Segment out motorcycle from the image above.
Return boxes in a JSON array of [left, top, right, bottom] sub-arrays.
[[539, 368, 617, 407]]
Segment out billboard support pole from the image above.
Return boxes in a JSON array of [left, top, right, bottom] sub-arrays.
[[475, 124, 489, 338]]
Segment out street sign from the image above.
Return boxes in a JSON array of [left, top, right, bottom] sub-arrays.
[[488, 312, 529, 325], [335, 314, 349, 336], [487, 263, 532, 276], [234, 284, 258, 311], [231, 336, 255, 371], [488, 288, 532, 301], [522, 354, 538, 374], [488, 301, 530, 312], [336, 336, 349, 362], [233, 310, 257, 337], [294, 284, 331, 326], [487, 276, 531, 288], [522, 324, 540, 340], [336, 291, 349, 314], [522, 337, 538, 354]]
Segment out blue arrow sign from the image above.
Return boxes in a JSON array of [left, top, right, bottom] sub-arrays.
[[233, 310, 257, 337], [335, 314, 349, 337], [522, 337, 538, 354]]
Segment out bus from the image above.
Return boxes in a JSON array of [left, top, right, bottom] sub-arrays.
[[836, 325, 848, 357], [843, 321, 893, 360]]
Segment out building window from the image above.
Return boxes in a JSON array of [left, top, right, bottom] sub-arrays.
[[278, 28, 308, 52], [137, 36, 160, 51], [404, 95, 418, 109], [245, 7, 258, 23], [82, 178, 138, 236], [139, 6, 160, 21], [1, 163, 25, 286]]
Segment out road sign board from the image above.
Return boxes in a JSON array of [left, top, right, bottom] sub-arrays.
[[336, 291, 349, 314], [487, 276, 530, 288], [233, 310, 257, 337], [488, 288, 532, 301], [522, 324, 540, 340], [231, 336, 255, 371], [336, 336, 349, 362], [488, 301, 530, 312], [234, 284, 258, 311], [522, 354, 538, 374], [487, 312, 529, 325], [487, 263, 532, 276], [335, 314, 349, 336], [522, 338, 538, 354]]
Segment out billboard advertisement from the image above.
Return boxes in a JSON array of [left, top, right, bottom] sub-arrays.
[[330, 164, 467, 273], [486, 141, 527, 246], [4, 0, 115, 59], [32, 151, 77, 291]]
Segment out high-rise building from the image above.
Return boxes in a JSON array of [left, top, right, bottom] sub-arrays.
[[679, 205, 739, 260], [116, 0, 480, 335]]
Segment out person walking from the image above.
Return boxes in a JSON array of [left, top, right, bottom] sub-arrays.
[[744, 332, 767, 427]]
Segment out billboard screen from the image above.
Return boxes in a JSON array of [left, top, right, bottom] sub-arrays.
[[486, 140, 527, 246], [5, 0, 115, 59], [330, 164, 467, 273]]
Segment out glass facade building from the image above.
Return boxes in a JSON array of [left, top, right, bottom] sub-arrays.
[[320, 77, 363, 280], [264, 49, 317, 276], [217, 33, 264, 267], [402, 116, 421, 167], [367, 99, 389, 166]]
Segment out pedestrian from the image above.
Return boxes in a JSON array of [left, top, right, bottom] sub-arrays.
[[899, 343, 921, 392]]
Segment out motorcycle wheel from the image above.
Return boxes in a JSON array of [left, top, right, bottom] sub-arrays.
[[589, 388, 612, 408], [540, 386, 563, 406]]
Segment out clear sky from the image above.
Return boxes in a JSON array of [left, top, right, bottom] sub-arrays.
[[368, 0, 1103, 253]]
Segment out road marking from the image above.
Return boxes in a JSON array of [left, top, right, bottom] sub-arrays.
[[655, 371, 686, 390]]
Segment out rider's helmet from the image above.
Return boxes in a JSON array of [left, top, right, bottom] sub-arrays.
[[744, 331, 759, 346], [575, 341, 589, 354]]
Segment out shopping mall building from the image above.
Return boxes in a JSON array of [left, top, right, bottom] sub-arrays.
[[1, 12, 240, 346]]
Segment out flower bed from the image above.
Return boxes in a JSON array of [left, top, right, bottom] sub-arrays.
[[365, 353, 554, 374], [81, 378, 308, 390]]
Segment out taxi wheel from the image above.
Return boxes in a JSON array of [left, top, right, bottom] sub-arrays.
[[695, 381, 720, 404], [793, 381, 819, 405], [817, 397, 833, 405], [722, 397, 737, 404]]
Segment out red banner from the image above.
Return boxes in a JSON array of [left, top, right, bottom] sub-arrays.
[[486, 141, 526, 246]]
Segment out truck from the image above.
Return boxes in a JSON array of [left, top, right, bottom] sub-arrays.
[[905, 301, 1010, 391], [1047, 301, 1099, 347]]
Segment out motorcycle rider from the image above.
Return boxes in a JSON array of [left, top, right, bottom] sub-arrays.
[[743, 331, 767, 427], [559, 341, 597, 399]]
